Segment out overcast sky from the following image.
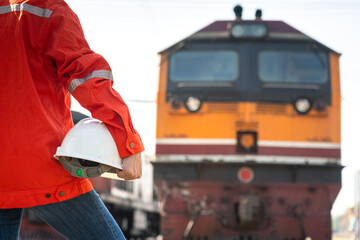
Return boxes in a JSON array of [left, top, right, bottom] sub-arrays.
[[65, 0, 360, 216]]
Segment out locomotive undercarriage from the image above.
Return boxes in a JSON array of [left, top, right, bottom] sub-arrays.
[[154, 162, 342, 240]]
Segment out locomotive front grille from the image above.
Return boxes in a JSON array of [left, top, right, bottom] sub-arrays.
[[256, 103, 288, 115], [207, 103, 239, 113]]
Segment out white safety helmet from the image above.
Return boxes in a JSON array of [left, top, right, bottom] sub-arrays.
[[54, 118, 123, 180]]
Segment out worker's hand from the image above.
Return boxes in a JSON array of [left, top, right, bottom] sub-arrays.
[[116, 152, 142, 180]]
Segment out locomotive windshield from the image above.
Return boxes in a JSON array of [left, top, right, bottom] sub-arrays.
[[169, 50, 238, 82], [166, 42, 331, 104], [258, 50, 328, 84]]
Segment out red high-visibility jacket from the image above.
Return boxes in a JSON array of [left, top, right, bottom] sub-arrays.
[[0, 0, 144, 208]]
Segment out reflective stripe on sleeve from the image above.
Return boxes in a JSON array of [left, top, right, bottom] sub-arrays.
[[68, 70, 114, 94], [0, 4, 53, 18]]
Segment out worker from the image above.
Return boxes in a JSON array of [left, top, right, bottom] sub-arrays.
[[0, 0, 144, 239]]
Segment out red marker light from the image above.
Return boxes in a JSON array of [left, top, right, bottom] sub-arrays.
[[237, 167, 254, 183]]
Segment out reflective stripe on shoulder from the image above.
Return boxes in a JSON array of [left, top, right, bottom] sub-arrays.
[[68, 70, 114, 94], [0, 3, 53, 18]]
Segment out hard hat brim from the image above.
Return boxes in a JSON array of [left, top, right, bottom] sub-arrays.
[[54, 148, 123, 170]]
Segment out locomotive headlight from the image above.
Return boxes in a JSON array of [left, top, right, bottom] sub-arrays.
[[294, 98, 312, 114], [184, 96, 202, 113], [230, 24, 245, 38], [230, 23, 268, 38]]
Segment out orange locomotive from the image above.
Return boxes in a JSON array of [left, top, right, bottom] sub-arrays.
[[153, 5, 341, 240]]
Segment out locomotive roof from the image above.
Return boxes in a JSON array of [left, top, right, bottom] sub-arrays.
[[196, 20, 304, 37], [159, 20, 338, 54]]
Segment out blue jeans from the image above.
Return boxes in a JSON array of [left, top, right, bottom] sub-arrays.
[[0, 190, 126, 240]]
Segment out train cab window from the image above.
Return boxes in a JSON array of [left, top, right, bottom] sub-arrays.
[[169, 50, 238, 82], [258, 50, 328, 84]]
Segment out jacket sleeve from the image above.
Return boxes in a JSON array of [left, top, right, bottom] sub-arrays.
[[43, 2, 144, 158]]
